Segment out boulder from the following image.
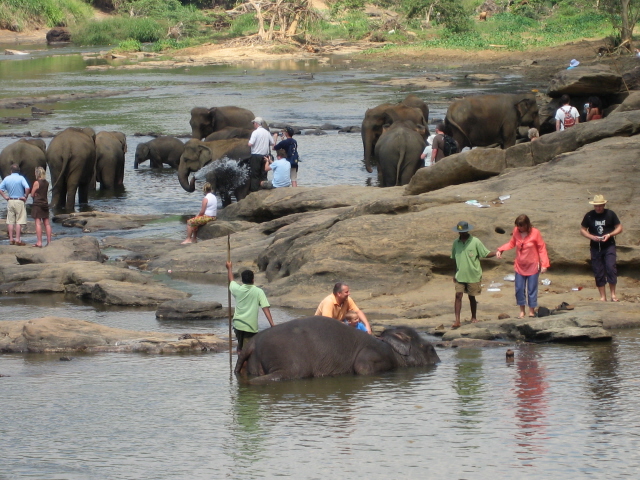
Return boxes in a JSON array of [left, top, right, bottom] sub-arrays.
[[198, 220, 255, 240], [0, 317, 224, 353], [52, 211, 162, 232], [73, 280, 189, 306], [156, 300, 231, 319], [547, 65, 622, 97], [622, 66, 640, 90], [46, 27, 71, 44], [441, 312, 611, 342], [14, 236, 104, 264], [0, 261, 152, 294], [610, 91, 640, 115]]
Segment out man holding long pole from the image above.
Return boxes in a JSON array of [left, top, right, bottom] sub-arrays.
[[226, 260, 275, 354]]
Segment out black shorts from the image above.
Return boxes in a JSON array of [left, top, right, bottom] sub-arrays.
[[234, 328, 257, 351]]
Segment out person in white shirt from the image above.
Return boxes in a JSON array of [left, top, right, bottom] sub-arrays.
[[248, 117, 274, 192], [555, 95, 580, 131], [182, 182, 217, 244]]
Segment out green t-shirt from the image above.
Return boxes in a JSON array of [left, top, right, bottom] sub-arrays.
[[229, 281, 270, 333], [451, 235, 491, 283]]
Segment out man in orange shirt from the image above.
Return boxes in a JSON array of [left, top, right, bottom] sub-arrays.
[[315, 282, 372, 334]]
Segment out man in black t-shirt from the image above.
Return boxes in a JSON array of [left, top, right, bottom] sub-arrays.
[[273, 126, 299, 187], [580, 195, 623, 302]]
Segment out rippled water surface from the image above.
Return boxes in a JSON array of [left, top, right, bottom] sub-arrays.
[[2, 46, 640, 480]]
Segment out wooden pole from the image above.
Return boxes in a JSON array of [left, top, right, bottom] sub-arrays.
[[227, 234, 233, 368]]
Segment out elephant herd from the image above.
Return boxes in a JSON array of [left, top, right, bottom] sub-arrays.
[[363, 92, 541, 187], [0, 92, 542, 211]]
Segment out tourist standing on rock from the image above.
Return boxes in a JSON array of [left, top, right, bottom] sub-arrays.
[[0, 164, 30, 246], [580, 195, 623, 302], [315, 282, 372, 334], [429, 123, 447, 164], [261, 149, 291, 189], [30, 167, 51, 248], [182, 182, 216, 245], [496, 215, 550, 318], [555, 94, 580, 131], [451, 221, 496, 329], [226, 260, 275, 353], [248, 117, 274, 192], [273, 126, 299, 187]]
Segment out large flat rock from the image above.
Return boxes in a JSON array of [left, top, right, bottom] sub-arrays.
[[73, 280, 190, 306], [547, 65, 622, 96], [0, 317, 224, 353]]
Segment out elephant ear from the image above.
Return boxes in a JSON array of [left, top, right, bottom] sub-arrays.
[[380, 331, 412, 356], [415, 124, 427, 137], [382, 123, 392, 134], [515, 98, 536, 118], [198, 144, 213, 167]]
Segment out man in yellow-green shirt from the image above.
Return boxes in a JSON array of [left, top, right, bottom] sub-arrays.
[[226, 261, 275, 353]]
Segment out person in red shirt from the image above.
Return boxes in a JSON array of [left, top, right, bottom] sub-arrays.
[[496, 215, 550, 318]]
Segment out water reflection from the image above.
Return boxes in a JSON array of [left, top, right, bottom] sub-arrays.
[[454, 348, 485, 426]]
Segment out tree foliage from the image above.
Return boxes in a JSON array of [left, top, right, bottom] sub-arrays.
[[602, 0, 640, 48]]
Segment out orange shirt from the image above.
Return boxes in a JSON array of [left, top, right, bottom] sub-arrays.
[[498, 227, 550, 276], [315, 294, 360, 321]]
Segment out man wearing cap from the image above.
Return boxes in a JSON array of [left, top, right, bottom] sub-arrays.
[[273, 126, 299, 187], [0, 164, 31, 246], [580, 195, 623, 302], [451, 221, 496, 329], [248, 117, 274, 192]]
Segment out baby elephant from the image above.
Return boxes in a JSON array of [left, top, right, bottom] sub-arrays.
[[235, 316, 440, 384], [134, 136, 185, 169]]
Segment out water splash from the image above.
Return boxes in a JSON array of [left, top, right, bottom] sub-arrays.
[[194, 157, 249, 195]]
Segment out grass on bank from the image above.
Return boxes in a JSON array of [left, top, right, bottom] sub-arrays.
[[0, 0, 92, 32]]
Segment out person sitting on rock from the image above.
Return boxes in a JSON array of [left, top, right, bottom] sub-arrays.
[[273, 126, 299, 187], [182, 182, 216, 244], [261, 149, 291, 189], [344, 310, 368, 332]]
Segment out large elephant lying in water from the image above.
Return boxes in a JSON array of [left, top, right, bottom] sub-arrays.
[[178, 138, 252, 207], [235, 316, 440, 384], [375, 120, 427, 187], [362, 94, 429, 173], [190, 106, 255, 140], [445, 93, 540, 150]]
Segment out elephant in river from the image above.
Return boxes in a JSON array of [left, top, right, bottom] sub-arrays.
[[362, 94, 429, 173], [445, 93, 540, 150], [204, 126, 254, 142], [95, 131, 127, 190], [235, 316, 440, 384], [190, 106, 256, 140], [47, 127, 96, 212], [375, 120, 427, 187], [178, 138, 252, 207], [0, 138, 47, 187], [134, 136, 185, 169]]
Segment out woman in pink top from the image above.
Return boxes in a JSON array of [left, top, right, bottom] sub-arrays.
[[496, 215, 550, 318]]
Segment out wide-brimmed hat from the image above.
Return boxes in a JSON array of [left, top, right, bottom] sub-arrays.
[[453, 221, 474, 233], [252, 117, 263, 124], [589, 194, 608, 205]]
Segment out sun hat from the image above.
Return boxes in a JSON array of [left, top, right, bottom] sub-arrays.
[[567, 59, 580, 69], [252, 117, 263, 124], [589, 194, 608, 205], [285, 126, 294, 136], [453, 221, 474, 233]]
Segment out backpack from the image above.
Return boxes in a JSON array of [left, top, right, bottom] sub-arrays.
[[442, 135, 458, 157], [562, 106, 576, 128]]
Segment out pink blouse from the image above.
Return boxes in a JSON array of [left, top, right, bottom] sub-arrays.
[[498, 227, 550, 276]]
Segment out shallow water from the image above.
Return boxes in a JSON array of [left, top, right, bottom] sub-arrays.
[[3, 45, 638, 480]]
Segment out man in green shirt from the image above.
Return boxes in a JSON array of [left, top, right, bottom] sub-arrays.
[[226, 261, 275, 353], [451, 221, 496, 329]]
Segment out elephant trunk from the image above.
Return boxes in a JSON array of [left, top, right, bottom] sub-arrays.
[[362, 129, 375, 174], [178, 167, 196, 192], [133, 155, 140, 169]]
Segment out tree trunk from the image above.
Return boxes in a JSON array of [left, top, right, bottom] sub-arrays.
[[621, 0, 633, 48], [249, 0, 266, 39], [287, 10, 301, 36]]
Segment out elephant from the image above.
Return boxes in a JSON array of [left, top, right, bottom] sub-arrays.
[[362, 94, 429, 173], [190, 106, 256, 140], [234, 316, 440, 384], [46, 127, 96, 212], [95, 131, 127, 190], [0, 138, 47, 188], [445, 93, 540, 150], [204, 126, 254, 142], [374, 120, 427, 187], [178, 138, 252, 207], [134, 136, 185, 169]]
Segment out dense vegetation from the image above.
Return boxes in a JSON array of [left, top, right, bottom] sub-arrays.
[[1, 0, 638, 53]]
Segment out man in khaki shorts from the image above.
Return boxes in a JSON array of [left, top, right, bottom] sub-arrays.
[[0, 164, 30, 246], [450, 221, 495, 329]]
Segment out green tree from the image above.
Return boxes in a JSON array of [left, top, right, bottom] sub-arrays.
[[603, 0, 640, 48]]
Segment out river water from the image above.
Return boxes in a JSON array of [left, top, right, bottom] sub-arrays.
[[2, 45, 640, 479]]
